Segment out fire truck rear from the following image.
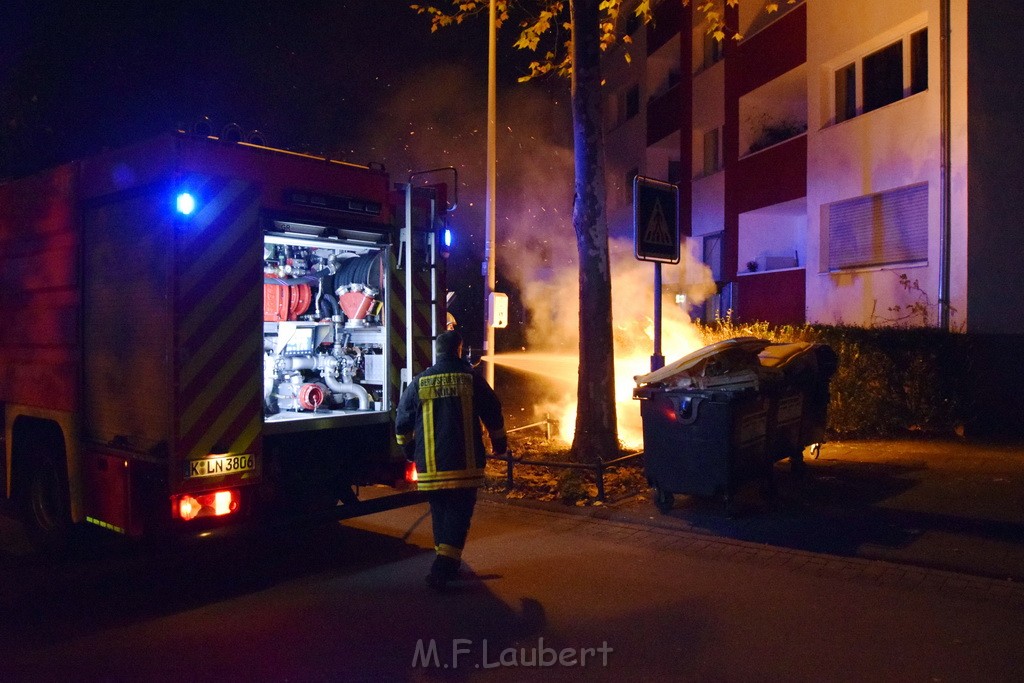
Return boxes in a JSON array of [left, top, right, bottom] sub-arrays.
[[0, 131, 450, 547]]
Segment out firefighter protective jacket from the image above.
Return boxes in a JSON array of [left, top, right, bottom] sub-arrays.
[[395, 354, 506, 491]]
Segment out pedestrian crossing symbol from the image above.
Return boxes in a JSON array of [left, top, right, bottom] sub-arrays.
[[634, 176, 680, 263], [644, 201, 674, 246]]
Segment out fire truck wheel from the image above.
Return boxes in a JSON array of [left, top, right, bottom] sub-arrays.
[[20, 455, 71, 553]]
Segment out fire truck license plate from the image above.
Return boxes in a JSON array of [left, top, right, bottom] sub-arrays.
[[187, 454, 255, 478]]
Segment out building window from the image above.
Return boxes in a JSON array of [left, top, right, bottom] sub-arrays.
[[862, 40, 903, 113], [826, 183, 928, 271], [702, 127, 721, 176], [834, 63, 856, 123], [703, 31, 724, 70], [667, 159, 682, 184], [910, 28, 928, 94], [703, 232, 723, 282], [831, 26, 928, 124], [625, 85, 640, 120]]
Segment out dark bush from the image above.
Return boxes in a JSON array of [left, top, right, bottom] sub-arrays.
[[698, 321, 1008, 438]]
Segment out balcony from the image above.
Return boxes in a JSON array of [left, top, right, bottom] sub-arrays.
[[647, 0, 682, 54], [647, 81, 682, 146], [735, 196, 807, 326], [738, 63, 808, 159]]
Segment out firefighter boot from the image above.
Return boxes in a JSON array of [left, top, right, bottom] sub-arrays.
[[426, 547, 462, 591]]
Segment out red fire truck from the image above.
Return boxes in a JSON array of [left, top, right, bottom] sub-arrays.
[[0, 131, 451, 548]]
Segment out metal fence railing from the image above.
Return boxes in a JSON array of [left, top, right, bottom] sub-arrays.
[[489, 415, 644, 502]]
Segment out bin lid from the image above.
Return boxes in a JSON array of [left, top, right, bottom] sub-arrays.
[[757, 342, 817, 369], [633, 336, 770, 393]]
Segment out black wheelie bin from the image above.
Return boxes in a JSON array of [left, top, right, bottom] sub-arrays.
[[634, 337, 837, 514], [757, 341, 838, 473]]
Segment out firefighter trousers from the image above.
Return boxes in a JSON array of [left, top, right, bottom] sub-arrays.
[[427, 487, 478, 567]]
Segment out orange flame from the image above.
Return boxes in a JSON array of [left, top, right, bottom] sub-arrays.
[[493, 238, 714, 450]]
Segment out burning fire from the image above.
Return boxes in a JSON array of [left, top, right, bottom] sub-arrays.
[[492, 238, 714, 450]]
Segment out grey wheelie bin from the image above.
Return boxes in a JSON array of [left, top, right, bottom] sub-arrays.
[[634, 337, 836, 513]]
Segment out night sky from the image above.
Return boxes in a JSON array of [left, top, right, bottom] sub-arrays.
[[1, 1, 577, 347], [0, 1, 500, 174]]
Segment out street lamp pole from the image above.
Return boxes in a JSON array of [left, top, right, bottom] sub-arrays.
[[483, 0, 497, 384]]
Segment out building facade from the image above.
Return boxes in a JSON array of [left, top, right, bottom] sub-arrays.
[[604, 0, 1024, 334]]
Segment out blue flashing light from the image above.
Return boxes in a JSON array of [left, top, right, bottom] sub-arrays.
[[176, 192, 197, 216], [443, 228, 452, 248]]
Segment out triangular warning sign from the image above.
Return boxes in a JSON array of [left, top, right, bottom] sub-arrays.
[[644, 200, 674, 246]]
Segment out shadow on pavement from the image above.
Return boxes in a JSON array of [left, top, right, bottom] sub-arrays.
[[651, 459, 923, 556], [0, 520, 547, 680], [617, 454, 1024, 580]]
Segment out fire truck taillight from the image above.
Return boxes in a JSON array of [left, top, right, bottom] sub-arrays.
[[405, 461, 418, 483], [174, 490, 240, 521]]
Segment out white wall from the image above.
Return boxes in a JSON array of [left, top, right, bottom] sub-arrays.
[[805, 0, 949, 328], [737, 199, 808, 274]]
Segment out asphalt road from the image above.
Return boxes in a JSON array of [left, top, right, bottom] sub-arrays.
[[2, 499, 1024, 682]]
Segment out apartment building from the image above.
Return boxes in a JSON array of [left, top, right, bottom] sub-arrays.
[[604, 0, 1024, 333]]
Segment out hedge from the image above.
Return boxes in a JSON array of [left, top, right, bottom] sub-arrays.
[[698, 320, 1024, 439]]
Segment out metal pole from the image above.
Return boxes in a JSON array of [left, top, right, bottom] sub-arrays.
[[651, 262, 665, 371], [938, 0, 952, 331], [405, 184, 415, 381], [483, 0, 498, 384]]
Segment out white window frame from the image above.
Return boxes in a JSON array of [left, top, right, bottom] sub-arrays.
[[825, 17, 928, 127]]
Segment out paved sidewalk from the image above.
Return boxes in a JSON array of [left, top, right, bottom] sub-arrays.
[[487, 438, 1024, 583]]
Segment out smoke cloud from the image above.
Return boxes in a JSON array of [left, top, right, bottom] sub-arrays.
[[348, 61, 718, 442]]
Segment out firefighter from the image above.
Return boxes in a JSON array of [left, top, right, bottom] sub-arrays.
[[396, 330, 507, 590]]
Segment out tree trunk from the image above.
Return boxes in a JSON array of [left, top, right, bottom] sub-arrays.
[[569, 0, 618, 463]]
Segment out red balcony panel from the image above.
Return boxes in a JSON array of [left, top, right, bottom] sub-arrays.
[[731, 134, 806, 215], [727, 3, 806, 96], [735, 268, 806, 325]]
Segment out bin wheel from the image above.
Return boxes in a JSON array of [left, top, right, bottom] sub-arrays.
[[653, 487, 675, 514]]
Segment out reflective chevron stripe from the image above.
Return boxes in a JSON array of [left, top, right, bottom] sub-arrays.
[[388, 250, 407, 407], [410, 267, 434, 372], [175, 175, 264, 466]]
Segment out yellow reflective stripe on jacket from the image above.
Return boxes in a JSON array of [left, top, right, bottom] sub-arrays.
[[417, 372, 474, 477], [461, 387, 474, 471], [395, 432, 413, 446], [415, 466, 484, 483], [416, 471, 486, 491], [422, 396, 436, 474]]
